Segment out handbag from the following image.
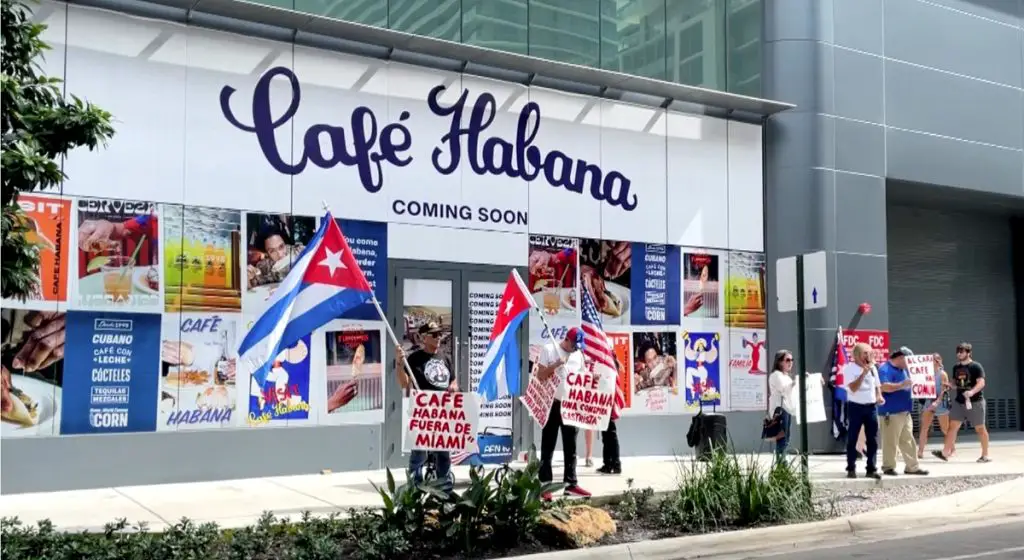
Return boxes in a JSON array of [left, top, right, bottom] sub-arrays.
[[761, 407, 785, 441]]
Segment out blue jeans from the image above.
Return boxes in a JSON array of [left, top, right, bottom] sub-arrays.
[[775, 409, 792, 458], [408, 450, 452, 491], [846, 402, 879, 473]]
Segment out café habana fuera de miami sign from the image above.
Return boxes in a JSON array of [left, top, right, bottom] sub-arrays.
[[219, 66, 638, 212]]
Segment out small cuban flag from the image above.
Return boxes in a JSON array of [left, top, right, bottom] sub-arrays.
[[238, 212, 374, 391], [477, 270, 534, 402]]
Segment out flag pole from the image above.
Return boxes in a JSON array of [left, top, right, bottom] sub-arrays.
[[322, 200, 420, 391]]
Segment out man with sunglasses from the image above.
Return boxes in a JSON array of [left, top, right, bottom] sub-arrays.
[[842, 342, 884, 479], [934, 342, 990, 463], [396, 322, 458, 489]]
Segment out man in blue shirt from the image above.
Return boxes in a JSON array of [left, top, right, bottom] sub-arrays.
[[878, 347, 929, 476]]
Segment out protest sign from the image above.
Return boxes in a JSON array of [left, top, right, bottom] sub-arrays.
[[906, 355, 937, 399], [560, 361, 616, 431], [521, 373, 559, 427], [788, 373, 827, 424], [402, 391, 481, 453]]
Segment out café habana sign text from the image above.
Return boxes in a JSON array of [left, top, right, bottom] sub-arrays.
[[220, 67, 638, 212]]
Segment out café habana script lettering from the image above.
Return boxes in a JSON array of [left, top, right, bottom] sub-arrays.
[[219, 67, 638, 213]]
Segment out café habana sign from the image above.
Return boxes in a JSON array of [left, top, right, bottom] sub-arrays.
[[220, 67, 638, 212]]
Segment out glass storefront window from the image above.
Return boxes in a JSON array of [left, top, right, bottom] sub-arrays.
[[601, 0, 666, 81], [294, 0, 386, 27], [528, 0, 601, 67]]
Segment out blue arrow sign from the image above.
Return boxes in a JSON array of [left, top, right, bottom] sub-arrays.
[[812, 288, 818, 304]]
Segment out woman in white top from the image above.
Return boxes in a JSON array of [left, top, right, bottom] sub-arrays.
[[767, 350, 795, 457]]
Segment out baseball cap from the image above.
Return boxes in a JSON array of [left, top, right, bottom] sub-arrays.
[[417, 321, 444, 336], [565, 327, 584, 349]]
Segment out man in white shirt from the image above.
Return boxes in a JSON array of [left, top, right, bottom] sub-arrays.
[[534, 328, 591, 499], [842, 342, 885, 480]]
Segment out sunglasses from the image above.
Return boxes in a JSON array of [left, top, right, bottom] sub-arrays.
[[783, 357, 793, 363], [956, 348, 968, 353]]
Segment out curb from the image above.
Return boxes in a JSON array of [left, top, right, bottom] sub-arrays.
[[505, 510, 1024, 560]]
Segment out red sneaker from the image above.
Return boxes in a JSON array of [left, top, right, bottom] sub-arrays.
[[541, 491, 554, 502], [564, 485, 592, 498]]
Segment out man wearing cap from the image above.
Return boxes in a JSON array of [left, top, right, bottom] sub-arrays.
[[534, 327, 591, 499], [935, 342, 990, 463], [395, 321, 458, 490], [877, 347, 928, 476]]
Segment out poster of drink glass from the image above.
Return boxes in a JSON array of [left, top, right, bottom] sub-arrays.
[[1, 194, 71, 309], [728, 329, 767, 411], [1, 309, 66, 438], [61, 311, 161, 435], [158, 313, 239, 431], [321, 324, 384, 425], [579, 238, 631, 325], [243, 212, 315, 314], [527, 235, 578, 323], [725, 251, 766, 329], [630, 332, 680, 414], [681, 331, 723, 409], [245, 335, 313, 426], [164, 205, 242, 313], [75, 198, 160, 311], [682, 250, 723, 320]]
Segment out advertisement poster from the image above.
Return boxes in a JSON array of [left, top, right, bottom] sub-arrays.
[[460, 282, 514, 465], [336, 218, 388, 321], [728, 329, 767, 411], [243, 213, 315, 314], [906, 354, 937, 399], [681, 331, 722, 409], [75, 199, 160, 310], [158, 313, 239, 431], [725, 251, 766, 329], [630, 243, 681, 326], [165, 205, 241, 313], [4, 194, 71, 307], [631, 332, 679, 414], [579, 238, 631, 325], [61, 311, 160, 435], [246, 335, 312, 426], [323, 325, 384, 424], [403, 391, 481, 453], [607, 332, 632, 410], [1, 310, 66, 437], [527, 235, 578, 322], [682, 250, 722, 320]]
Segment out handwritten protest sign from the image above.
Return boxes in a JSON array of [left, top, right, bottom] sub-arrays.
[[787, 373, 827, 424], [521, 372, 559, 427], [402, 391, 481, 453], [560, 361, 616, 431], [906, 355, 936, 399]]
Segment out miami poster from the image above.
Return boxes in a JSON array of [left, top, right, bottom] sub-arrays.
[[681, 331, 722, 409]]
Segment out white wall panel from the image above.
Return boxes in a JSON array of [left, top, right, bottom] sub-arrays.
[[727, 122, 764, 252], [667, 114, 729, 249], [387, 223, 526, 267]]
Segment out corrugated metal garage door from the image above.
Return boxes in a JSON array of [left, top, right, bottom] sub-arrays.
[[887, 205, 1019, 432]]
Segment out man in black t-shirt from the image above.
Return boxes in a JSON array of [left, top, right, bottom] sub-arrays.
[[933, 342, 990, 463], [396, 321, 458, 489]]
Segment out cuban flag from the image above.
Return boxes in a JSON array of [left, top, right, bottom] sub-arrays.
[[477, 270, 533, 401], [580, 286, 626, 420], [238, 213, 373, 390]]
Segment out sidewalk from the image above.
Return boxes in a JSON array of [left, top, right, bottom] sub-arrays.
[[2, 441, 1023, 533]]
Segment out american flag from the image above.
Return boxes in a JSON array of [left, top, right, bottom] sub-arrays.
[[580, 286, 626, 420]]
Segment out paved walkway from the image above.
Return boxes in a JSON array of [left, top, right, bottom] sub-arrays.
[[2, 441, 1023, 532]]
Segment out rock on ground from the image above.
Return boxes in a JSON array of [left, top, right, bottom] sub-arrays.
[[539, 505, 617, 548]]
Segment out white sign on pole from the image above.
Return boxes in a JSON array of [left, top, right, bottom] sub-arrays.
[[776, 256, 797, 313], [802, 251, 827, 310]]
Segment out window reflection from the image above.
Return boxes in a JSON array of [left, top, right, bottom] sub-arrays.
[[601, 0, 666, 80], [463, 0, 528, 54], [295, 0, 387, 26], [389, 0, 460, 41], [528, 0, 601, 67]]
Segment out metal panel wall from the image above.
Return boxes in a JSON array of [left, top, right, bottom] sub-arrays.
[[887, 204, 1019, 431]]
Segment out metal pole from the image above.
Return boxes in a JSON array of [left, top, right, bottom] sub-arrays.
[[795, 255, 810, 500]]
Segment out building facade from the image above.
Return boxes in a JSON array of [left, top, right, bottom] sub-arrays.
[[2, 0, 1021, 494], [763, 0, 1024, 452]]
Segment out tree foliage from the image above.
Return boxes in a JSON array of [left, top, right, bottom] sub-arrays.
[[1, 0, 114, 300]]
